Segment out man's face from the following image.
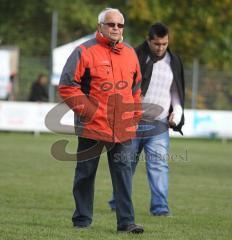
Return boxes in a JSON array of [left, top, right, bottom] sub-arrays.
[[147, 35, 169, 57], [98, 11, 124, 42]]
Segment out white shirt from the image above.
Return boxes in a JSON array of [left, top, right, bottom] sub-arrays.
[[142, 52, 182, 125]]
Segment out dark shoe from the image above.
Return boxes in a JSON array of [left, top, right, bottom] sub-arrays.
[[117, 224, 144, 234], [73, 224, 90, 229], [152, 212, 172, 217]]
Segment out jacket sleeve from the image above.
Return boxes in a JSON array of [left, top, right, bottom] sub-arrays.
[[58, 46, 97, 119], [172, 55, 185, 134], [132, 51, 142, 124]]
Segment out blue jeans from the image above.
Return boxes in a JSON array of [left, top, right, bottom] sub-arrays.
[[108, 122, 170, 214]]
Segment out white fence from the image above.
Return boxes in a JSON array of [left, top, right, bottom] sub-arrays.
[[0, 101, 232, 138]]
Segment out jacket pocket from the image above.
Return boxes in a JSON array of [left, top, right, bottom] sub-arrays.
[[91, 63, 112, 80]]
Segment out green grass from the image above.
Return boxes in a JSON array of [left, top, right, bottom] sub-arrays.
[[0, 132, 232, 240]]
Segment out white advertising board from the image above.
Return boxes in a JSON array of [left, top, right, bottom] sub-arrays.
[[170, 109, 232, 138], [0, 101, 232, 139], [0, 101, 73, 133]]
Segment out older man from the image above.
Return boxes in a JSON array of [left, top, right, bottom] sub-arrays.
[[59, 8, 143, 233]]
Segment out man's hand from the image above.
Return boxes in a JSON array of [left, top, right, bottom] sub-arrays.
[[168, 113, 176, 127]]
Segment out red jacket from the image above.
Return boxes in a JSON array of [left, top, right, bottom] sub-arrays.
[[59, 32, 142, 142]]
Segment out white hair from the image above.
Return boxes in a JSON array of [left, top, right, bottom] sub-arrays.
[[98, 8, 124, 24]]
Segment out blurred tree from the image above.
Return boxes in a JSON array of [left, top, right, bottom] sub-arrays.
[[0, 0, 231, 107], [1, 0, 231, 71], [126, 0, 232, 71], [46, 0, 106, 45], [0, 0, 51, 56]]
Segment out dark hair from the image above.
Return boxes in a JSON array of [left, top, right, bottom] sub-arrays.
[[148, 22, 169, 40]]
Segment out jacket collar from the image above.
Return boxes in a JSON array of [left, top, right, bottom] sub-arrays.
[[141, 40, 172, 62], [96, 31, 124, 54]]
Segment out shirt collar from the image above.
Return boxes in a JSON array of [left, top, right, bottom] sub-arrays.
[[96, 31, 124, 54]]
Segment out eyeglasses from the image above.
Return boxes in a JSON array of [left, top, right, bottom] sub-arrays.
[[101, 22, 124, 28]]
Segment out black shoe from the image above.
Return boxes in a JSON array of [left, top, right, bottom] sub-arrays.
[[117, 224, 144, 234], [73, 224, 90, 229], [152, 212, 172, 217]]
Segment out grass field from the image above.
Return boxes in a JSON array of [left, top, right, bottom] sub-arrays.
[[0, 132, 232, 240]]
